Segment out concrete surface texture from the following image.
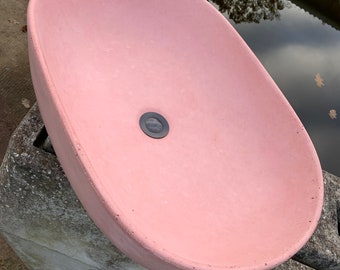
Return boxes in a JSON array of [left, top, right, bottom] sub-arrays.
[[0, 103, 325, 270], [0, 0, 34, 269], [0, 0, 34, 156], [0, 0, 336, 270]]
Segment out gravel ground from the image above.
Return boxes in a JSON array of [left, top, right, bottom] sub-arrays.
[[0, 0, 34, 269]]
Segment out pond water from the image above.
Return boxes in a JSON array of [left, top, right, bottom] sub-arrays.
[[209, 0, 340, 176]]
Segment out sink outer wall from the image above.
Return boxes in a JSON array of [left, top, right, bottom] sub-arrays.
[[27, 0, 324, 269]]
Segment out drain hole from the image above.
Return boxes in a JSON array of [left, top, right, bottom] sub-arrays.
[[33, 126, 56, 155], [139, 112, 169, 139]]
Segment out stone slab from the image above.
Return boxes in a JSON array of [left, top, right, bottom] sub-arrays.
[[0, 103, 339, 269], [0, 104, 144, 270], [275, 259, 314, 270], [293, 171, 340, 270]]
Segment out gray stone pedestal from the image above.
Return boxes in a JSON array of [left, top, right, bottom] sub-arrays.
[[0, 104, 145, 270], [0, 104, 339, 270]]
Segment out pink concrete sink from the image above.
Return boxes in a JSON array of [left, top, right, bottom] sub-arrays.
[[27, 1, 323, 269]]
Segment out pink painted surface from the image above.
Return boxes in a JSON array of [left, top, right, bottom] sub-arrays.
[[27, 1, 323, 269]]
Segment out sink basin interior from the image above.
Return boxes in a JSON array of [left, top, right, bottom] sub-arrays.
[[28, 0, 324, 269]]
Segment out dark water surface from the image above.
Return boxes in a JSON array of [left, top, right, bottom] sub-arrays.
[[209, 0, 340, 176]]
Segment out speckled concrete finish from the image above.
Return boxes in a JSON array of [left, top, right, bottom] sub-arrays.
[[0, 103, 330, 270], [0, 0, 338, 269]]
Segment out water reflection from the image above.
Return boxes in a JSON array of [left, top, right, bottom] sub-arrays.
[[292, 0, 340, 30], [208, 0, 340, 28], [209, 0, 340, 175], [208, 0, 288, 23]]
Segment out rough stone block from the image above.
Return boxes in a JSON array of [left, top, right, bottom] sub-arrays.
[[293, 171, 340, 270], [0, 104, 144, 270], [0, 103, 339, 270]]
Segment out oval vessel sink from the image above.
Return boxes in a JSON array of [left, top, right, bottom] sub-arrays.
[[27, 1, 323, 269]]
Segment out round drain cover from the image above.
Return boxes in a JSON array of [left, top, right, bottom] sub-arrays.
[[139, 112, 169, 139]]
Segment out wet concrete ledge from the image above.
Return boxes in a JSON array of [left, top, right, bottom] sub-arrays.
[[0, 103, 339, 270]]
